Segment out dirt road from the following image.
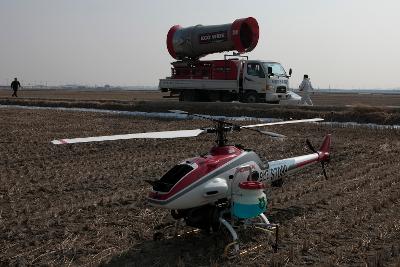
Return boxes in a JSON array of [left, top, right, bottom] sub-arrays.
[[1, 89, 400, 107]]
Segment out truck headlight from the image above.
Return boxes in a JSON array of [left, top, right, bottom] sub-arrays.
[[266, 85, 274, 91]]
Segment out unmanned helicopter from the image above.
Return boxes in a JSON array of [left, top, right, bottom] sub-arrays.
[[51, 110, 331, 255]]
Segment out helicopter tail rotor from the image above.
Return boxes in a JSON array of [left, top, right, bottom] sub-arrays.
[[306, 134, 331, 179], [306, 138, 317, 153]]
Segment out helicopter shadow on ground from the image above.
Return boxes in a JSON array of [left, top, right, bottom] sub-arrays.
[[101, 230, 230, 267], [101, 207, 305, 267], [268, 205, 306, 224]]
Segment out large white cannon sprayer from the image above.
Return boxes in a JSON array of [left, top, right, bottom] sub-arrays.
[[159, 17, 300, 104]]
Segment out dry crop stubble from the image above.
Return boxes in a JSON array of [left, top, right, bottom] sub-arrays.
[[0, 108, 400, 266]]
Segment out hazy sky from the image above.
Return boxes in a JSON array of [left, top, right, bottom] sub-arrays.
[[1, 0, 399, 89]]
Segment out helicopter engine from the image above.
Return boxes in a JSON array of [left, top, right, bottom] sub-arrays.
[[171, 204, 225, 232]]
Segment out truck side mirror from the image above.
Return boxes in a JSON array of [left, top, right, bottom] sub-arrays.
[[289, 68, 292, 76], [267, 67, 273, 76]]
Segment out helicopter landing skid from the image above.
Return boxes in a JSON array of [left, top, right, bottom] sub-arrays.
[[153, 220, 201, 241], [152, 213, 279, 259], [220, 213, 279, 259]]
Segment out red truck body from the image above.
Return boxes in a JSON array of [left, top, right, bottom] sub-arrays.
[[171, 60, 240, 80]]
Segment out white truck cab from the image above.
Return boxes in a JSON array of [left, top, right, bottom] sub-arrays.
[[242, 60, 291, 103]]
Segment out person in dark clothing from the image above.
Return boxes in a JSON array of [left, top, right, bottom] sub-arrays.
[[10, 78, 21, 97]]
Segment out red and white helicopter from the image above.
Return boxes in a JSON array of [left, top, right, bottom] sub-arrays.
[[52, 110, 331, 254]]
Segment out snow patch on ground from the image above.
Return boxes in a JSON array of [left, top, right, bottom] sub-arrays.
[[1, 104, 399, 130]]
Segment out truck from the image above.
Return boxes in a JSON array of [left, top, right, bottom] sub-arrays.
[[159, 17, 295, 104]]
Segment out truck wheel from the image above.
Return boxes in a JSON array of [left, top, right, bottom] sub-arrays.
[[220, 93, 233, 102], [244, 92, 259, 103], [197, 91, 210, 102], [182, 91, 196, 101], [208, 92, 220, 102]]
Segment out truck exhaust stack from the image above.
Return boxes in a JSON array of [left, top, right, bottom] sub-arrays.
[[167, 17, 259, 60]]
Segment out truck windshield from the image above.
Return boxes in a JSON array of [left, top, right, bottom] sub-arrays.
[[263, 63, 286, 76]]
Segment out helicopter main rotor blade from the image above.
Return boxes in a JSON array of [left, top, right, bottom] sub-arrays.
[[167, 110, 319, 140], [168, 110, 189, 115], [241, 118, 323, 139], [241, 118, 324, 129], [51, 129, 206, 145], [258, 130, 286, 139], [168, 110, 323, 130]]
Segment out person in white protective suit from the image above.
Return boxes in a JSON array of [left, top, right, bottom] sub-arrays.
[[299, 74, 314, 106]]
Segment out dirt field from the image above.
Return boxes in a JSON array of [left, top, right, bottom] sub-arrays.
[[0, 89, 173, 102], [1, 107, 400, 266], [1, 93, 400, 128], [1, 89, 400, 107]]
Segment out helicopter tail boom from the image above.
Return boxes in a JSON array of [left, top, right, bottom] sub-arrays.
[[295, 134, 331, 167], [265, 134, 331, 182]]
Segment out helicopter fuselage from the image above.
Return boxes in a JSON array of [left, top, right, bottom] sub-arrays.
[[147, 135, 330, 210]]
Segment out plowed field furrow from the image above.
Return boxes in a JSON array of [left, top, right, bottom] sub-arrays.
[[266, 142, 400, 265], [1, 107, 400, 266]]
